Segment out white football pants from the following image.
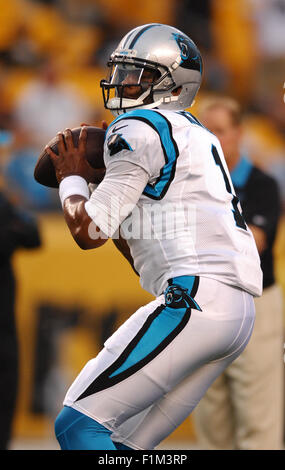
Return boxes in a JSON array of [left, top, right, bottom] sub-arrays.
[[63, 276, 255, 449]]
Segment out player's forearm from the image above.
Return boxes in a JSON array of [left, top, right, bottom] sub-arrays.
[[63, 195, 107, 250], [60, 161, 148, 251], [85, 161, 149, 239]]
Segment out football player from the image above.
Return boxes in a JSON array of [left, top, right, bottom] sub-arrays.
[[47, 23, 263, 450]]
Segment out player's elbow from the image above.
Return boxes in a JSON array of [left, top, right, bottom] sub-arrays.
[[76, 239, 107, 250], [63, 197, 108, 249], [74, 235, 91, 250], [73, 229, 107, 250]]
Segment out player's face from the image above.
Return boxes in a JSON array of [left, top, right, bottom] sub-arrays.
[[121, 69, 158, 99], [200, 107, 242, 166]]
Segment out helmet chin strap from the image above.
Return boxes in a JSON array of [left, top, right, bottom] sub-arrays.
[[108, 87, 180, 117], [160, 94, 179, 105], [109, 98, 163, 117]]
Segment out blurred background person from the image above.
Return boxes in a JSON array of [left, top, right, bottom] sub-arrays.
[[193, 96, 284, 450], [0, 126, 41, 449], [2, 57, 101, 211], [12, 58, 97, 152]]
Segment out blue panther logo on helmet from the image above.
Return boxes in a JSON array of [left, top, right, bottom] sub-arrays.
[[172, 33, 202, 72]]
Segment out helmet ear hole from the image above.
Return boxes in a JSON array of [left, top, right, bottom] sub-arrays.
[[172, 86, 182, 96]]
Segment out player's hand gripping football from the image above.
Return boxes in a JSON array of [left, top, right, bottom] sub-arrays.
[[46, 127, 96, 184]]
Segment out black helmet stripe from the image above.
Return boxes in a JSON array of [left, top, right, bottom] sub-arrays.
[[122, 30, 136, 48]]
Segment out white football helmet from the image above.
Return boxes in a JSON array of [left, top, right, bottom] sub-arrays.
[[100, 23, 203, 116]]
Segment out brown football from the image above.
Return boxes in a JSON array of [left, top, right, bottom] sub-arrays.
[[34, 126, 106, 188]]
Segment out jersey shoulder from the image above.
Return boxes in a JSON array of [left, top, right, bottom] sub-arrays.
[[107, 109, 174, 139], [104, 110, 166, 176]]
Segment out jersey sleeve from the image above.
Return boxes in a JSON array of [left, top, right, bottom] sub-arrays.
[[104, 117, 165, 181], [85, 113, 173, 238], [85, 160, 149, 238]]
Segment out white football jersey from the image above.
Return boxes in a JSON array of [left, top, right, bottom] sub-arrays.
[[86, 109, 263, 298]]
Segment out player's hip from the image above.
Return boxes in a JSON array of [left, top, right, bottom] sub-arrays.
[[100, 275, 255, 380], [65, 276, 254, 402]]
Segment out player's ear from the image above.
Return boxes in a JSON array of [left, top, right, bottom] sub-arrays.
[[171, 86, 182, 96]]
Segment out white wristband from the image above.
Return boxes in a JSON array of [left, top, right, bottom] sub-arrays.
[[59, 175, 89, 207]]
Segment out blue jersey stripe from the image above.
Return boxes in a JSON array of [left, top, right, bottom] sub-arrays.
[[112, 110, 179, 200]]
